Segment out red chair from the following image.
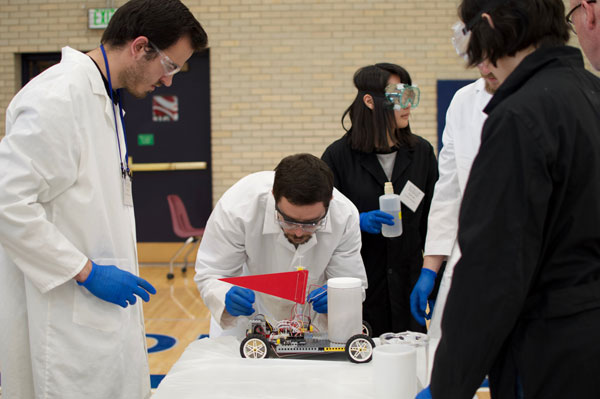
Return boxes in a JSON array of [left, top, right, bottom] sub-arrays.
[[166, 194, 205, 279]]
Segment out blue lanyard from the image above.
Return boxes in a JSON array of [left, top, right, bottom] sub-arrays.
[[100, 44, 131, 179]]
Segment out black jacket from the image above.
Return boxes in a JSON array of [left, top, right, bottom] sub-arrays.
[[431, 45, 600, 398], [322, 133, 438, 336]]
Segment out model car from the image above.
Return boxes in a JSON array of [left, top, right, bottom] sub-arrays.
[[239, 314, 375, 363]]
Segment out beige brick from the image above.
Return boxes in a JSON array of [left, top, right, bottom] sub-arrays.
[[1, 0, 596, 206], [39, 4, 59, 10]]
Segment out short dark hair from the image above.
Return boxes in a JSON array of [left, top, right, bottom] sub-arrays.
[[101, 0, 207, 52], [342, 63, 416, 153], [459, 0, 569, 67], [273, 154, 334, 208]]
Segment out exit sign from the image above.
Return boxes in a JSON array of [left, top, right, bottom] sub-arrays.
[[138, 133, 155, 146], [88, 8, 116, 29]]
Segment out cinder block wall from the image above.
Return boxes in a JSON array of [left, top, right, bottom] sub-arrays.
[[0, 0, 590, 204]]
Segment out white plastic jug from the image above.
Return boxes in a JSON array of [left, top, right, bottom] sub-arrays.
[[379, 181, 402, 237], [327, 277, 363, 344]]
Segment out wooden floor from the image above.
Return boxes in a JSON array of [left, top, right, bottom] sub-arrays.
[[140, 265, 210, 375], [140, 264, 490, 399]]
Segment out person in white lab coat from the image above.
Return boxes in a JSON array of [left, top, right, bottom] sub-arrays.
[[409, 62, 501, 374], [0, 1, 207, 398], [195, 154, 368, 338]]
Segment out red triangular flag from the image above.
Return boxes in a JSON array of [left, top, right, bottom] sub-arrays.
[[220, 269, 309, 304]]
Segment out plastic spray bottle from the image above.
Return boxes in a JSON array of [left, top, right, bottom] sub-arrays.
[[379, 181, 402, 237]]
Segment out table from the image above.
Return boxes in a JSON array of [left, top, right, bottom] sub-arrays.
[[152, 336, 380, 399]]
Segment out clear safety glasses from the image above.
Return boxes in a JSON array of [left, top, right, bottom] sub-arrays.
[[385, 83, 420, 110], [275, 205, 328, 233], [148, 41, 181, 76]]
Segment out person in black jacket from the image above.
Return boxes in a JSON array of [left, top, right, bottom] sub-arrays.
[[322, 63, 438, 337], [418, 0, 600, 398]]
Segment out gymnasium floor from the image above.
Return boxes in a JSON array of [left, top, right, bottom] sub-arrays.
[[140, 265, 210, 388], [139, 264, 490, 398]]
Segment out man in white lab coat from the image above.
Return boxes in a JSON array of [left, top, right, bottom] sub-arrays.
[[0, 1, 207, 398], [409, 62, 501, 376], [195, 154, 368, 337]]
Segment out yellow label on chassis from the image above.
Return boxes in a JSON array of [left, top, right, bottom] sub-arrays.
[[324, 347, 345, 352]]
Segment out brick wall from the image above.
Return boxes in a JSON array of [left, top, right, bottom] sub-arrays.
[[0, 0, 592, 204]]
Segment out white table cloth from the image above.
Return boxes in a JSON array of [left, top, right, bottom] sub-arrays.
[[152, 336, 379, 399]]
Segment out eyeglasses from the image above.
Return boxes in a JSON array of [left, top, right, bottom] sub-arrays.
[[385, 83, 420, 109], [566, 0, 597, 34], [275, 204, 327, 233], [148, 41, 181, 76]]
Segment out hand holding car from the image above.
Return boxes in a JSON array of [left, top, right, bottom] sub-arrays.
[[308, 285, 328, 313]]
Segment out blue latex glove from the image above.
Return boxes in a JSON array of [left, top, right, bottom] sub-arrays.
[[359, 210, 395, 234], [78, 261, 156, 308], [410, 268, 437, 326], [225, 286, 255, 316], [416, 386, 432, 399], [307, 285, 328, 313]]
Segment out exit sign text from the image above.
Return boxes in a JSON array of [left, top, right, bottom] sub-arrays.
[[88, 8, 116, 29]]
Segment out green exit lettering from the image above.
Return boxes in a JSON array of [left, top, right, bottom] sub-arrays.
[[88, 8, 117, 29]]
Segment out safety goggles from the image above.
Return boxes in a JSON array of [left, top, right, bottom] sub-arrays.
[[385, 83, 420, 110], [379, 331, 429, 346], [451, 0, 511, 60], [148, 41, 181, 76], [275, 204, 327, 233], [451, 21, 471, 61]]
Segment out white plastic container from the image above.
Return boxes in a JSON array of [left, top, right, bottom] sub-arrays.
[[379, 331, 430, 390], [373, 344, 417, 399], [379, 181, 403, 237], [327, 277, 363, 344]]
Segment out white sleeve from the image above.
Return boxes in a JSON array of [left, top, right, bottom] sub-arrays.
[[423, 95, 463, 257], [193, 200, 248, 330], [0, 94, 88, 293]]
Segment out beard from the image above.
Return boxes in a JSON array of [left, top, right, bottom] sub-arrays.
[[484, 79, 498, 94], [481, 73, 499, 95], [284, 232, 313, 246], [119, 61, 160, 99]]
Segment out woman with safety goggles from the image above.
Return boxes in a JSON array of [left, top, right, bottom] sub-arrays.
[[322, 63, 438, 337]]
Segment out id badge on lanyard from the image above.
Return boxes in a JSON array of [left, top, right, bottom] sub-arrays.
[[101, 44, 133, 207], [123, 177, 133, 206]]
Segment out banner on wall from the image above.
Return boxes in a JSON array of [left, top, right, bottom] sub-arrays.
[[152, 95, 179, 122]]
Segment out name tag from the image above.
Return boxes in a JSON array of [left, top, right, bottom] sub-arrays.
[[399, 180, 424, 212], [123, 177, 133, 207]]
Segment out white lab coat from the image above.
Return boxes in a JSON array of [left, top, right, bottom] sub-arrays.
[[0, 47, 150, 399], [423, 79, 492, 375], [194, 171, 367, 338]]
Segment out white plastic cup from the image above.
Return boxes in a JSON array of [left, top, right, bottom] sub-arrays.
[[379, 331, 430, 390], [407, 333, 429, 391], [373, 344, 417, 399], [327, 277, 362, 344]]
